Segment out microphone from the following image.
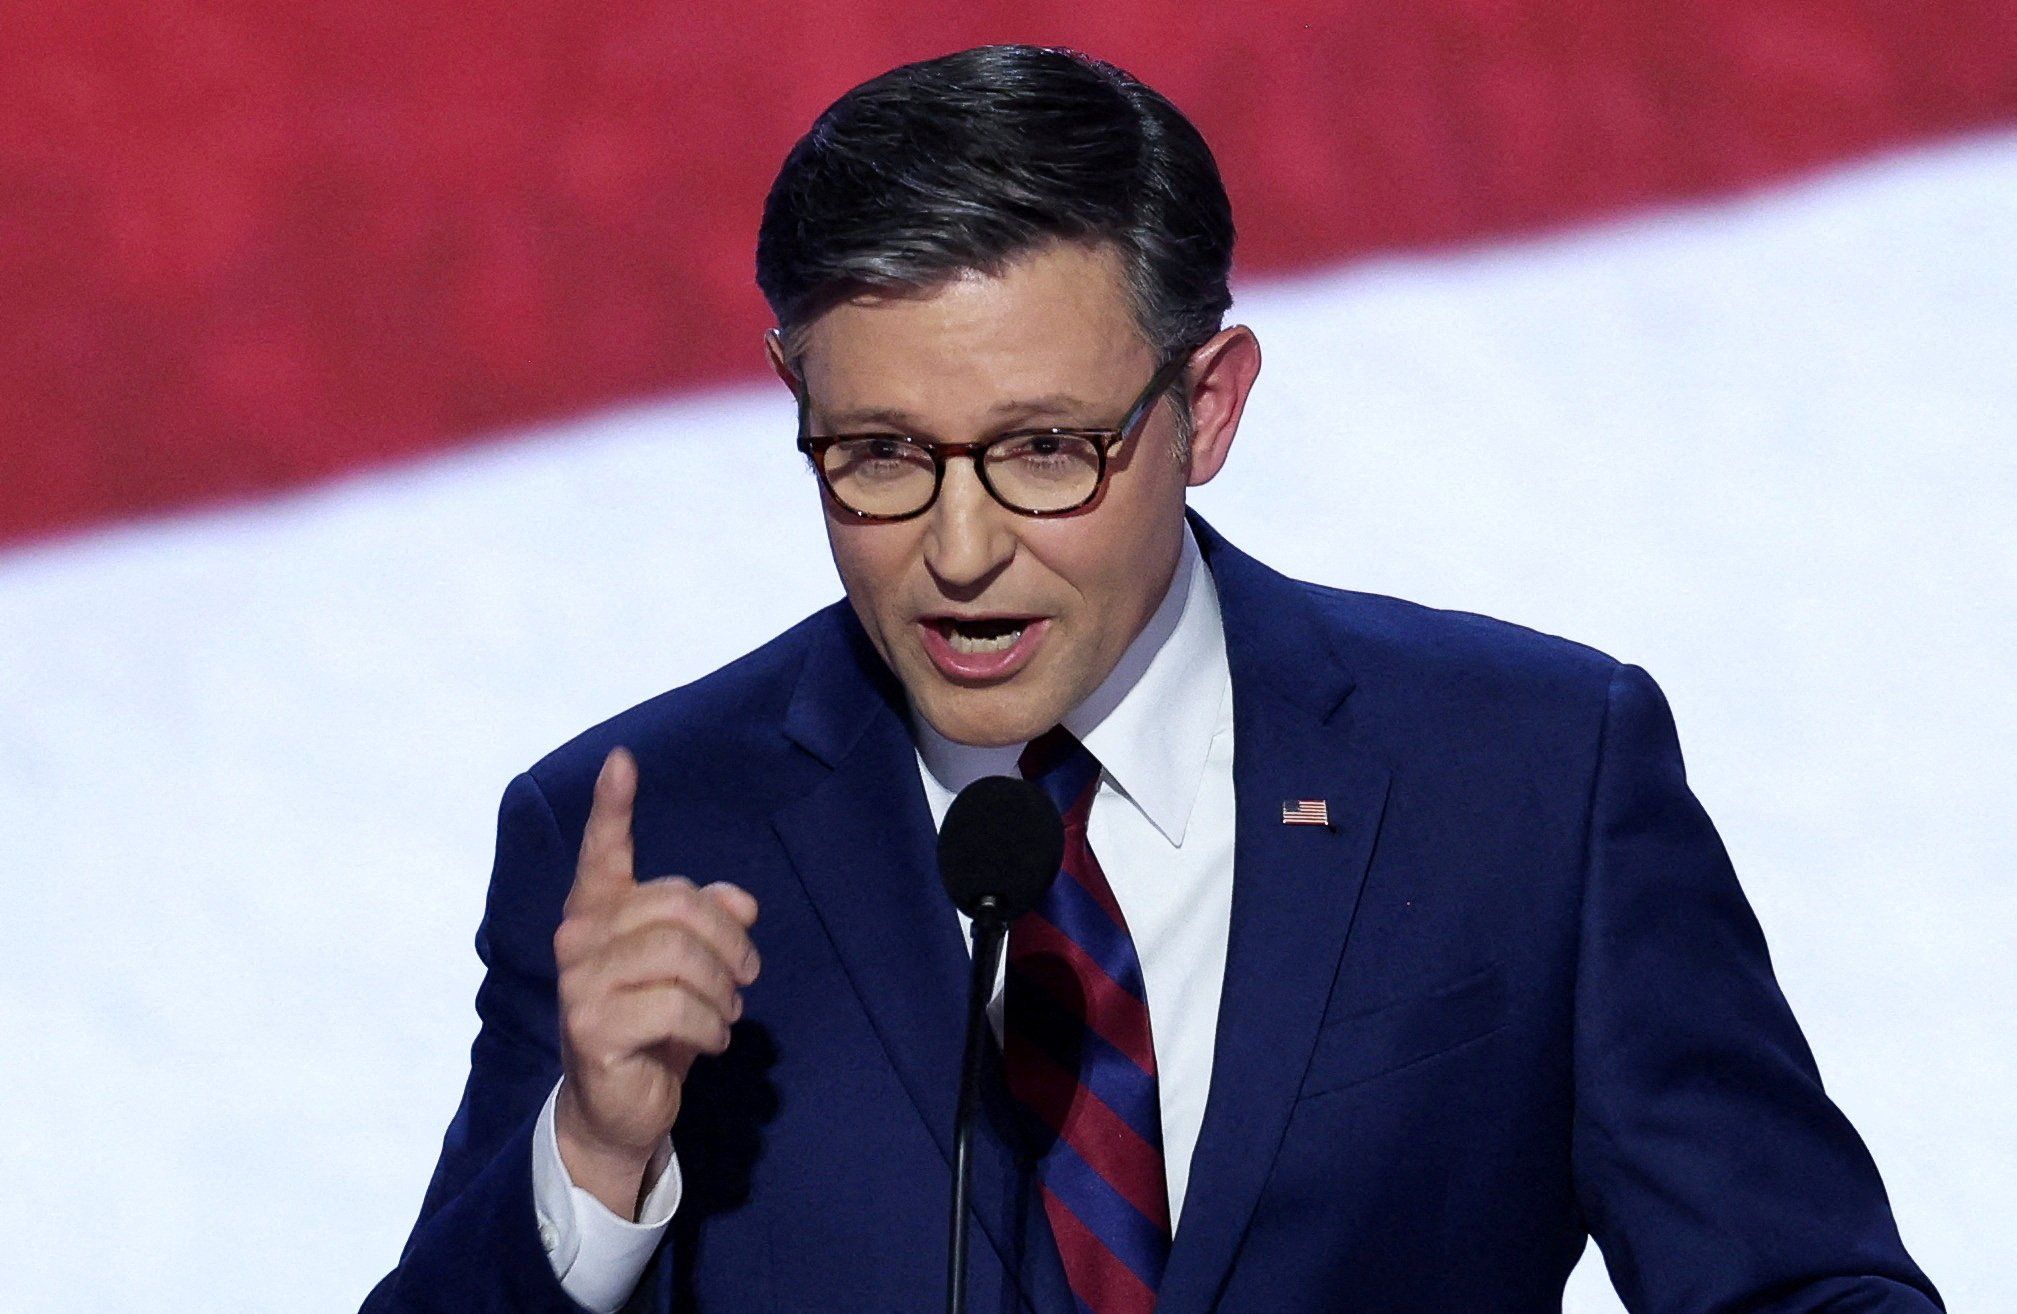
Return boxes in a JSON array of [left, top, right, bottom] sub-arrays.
[[936, 775, 1062, 1314], [939, 774, 1063, 923]]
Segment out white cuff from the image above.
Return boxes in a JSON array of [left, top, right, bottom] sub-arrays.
[[531, 1078, 682, 1314]]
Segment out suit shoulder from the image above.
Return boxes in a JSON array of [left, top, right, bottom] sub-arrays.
[[1291, 578, 1625, 708], [1277, 579, 1651, 790], [522, 602, 842, 802]]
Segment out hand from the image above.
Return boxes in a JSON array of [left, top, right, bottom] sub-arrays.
[[551, 746, 761, 1216]]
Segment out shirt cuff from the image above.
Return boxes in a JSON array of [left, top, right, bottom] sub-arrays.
[[531, 1078, 682, 1314]]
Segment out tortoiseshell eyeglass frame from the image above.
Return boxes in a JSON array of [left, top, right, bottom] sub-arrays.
[[792, 347, 1198, 521]]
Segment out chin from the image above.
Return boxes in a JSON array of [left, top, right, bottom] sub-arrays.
[[911, 683, 1056, 748]]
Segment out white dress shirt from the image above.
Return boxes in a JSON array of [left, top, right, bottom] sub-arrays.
[[533, 524, 1237, 1311]]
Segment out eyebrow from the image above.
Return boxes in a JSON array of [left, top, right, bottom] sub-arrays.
[[818, 393, 1107, 434]]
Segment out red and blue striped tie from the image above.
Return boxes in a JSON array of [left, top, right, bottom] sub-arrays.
[[1005, 727, 1171, 1314]]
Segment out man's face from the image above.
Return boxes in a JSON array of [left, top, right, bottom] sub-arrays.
[[787, 241, 1199, 747]]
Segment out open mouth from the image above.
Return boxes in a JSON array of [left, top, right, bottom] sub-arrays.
[[934, 616, 1031, 654], [918, 614, 1051, 681]]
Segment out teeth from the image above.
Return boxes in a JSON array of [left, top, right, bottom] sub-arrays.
[[945, 624, 1026, 654]]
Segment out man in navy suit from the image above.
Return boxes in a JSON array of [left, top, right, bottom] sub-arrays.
[[365, 45, 1941, 1313]]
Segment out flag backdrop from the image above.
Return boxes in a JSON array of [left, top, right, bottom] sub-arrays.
[[2, 5, 2013, 1309]]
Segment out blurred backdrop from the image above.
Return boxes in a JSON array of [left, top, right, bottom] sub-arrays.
[[1, 4, 2013, 1309]]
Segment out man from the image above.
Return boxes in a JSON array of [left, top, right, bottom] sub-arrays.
[[365, 45, 1941, 1313]]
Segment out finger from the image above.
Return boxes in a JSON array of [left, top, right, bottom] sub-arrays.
[[555, 868, 692, 973], [586, 919, 745, 1021], [574, 980, 736, 1066], [569, 747, 638, 911], [613, 876, 762, 985], [601, 877, 699, 950], [701, 881, 760, 929]]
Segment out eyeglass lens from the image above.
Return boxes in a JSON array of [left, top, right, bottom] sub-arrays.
[[818, 432, 1104, 517]]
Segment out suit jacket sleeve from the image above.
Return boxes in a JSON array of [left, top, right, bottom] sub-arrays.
[[1570, 664, 1942, 1312], [361, 771, 602, 1313]]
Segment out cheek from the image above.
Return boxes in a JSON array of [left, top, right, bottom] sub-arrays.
[[1031, 530, 1144, 624], [827, 526, 911, 616], [1044, 483, 1186, 634], [1082, 553, 1152, 630]]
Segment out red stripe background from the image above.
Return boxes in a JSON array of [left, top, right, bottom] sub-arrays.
[[2, 1, 2013, 546]]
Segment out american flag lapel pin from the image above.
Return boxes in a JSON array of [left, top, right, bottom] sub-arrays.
[[1281, 799, 1331, 828]]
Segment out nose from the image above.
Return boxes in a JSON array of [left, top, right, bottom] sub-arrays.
[[922, 456, 1016, 594]]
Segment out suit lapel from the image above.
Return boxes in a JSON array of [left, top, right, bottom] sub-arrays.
[[770, 612, 1071, 1313], [1156, 519, 1393, 1314]]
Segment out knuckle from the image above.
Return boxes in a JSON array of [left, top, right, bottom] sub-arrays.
[[620, 881, 692, 932], [552, 918, 589, 963], [641, 874, 696, 904]]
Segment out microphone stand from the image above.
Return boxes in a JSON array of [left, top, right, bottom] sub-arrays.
[[949, 896, 1010, 1314]]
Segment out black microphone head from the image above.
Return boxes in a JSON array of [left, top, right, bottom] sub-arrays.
[[937, 775, 1064, 923]]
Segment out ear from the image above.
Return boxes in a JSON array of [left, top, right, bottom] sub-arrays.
[[764, 329, 798, 390], [1180, 325, 1261, 487]]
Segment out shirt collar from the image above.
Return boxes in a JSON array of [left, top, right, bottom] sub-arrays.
[[913, 523, 1229, 846]]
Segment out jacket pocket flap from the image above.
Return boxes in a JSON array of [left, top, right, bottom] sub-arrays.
[[1299, 964, 1508, 1099]]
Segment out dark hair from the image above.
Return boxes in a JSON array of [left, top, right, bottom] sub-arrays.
[[755, 45, 1234, 362]]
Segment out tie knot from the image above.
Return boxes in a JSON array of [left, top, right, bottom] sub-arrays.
[[1018, 726, 1101, 822]]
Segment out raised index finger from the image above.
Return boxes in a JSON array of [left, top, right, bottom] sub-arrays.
[[569, 746, 638, 912]]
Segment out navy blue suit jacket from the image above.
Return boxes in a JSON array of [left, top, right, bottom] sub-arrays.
[[365, 516, 1940, 1312]]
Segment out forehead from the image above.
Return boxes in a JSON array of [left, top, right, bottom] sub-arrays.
[[794, 240, 1155, 414]]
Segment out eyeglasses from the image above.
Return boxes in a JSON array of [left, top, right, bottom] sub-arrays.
[[793, 349, 1195, 521]]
